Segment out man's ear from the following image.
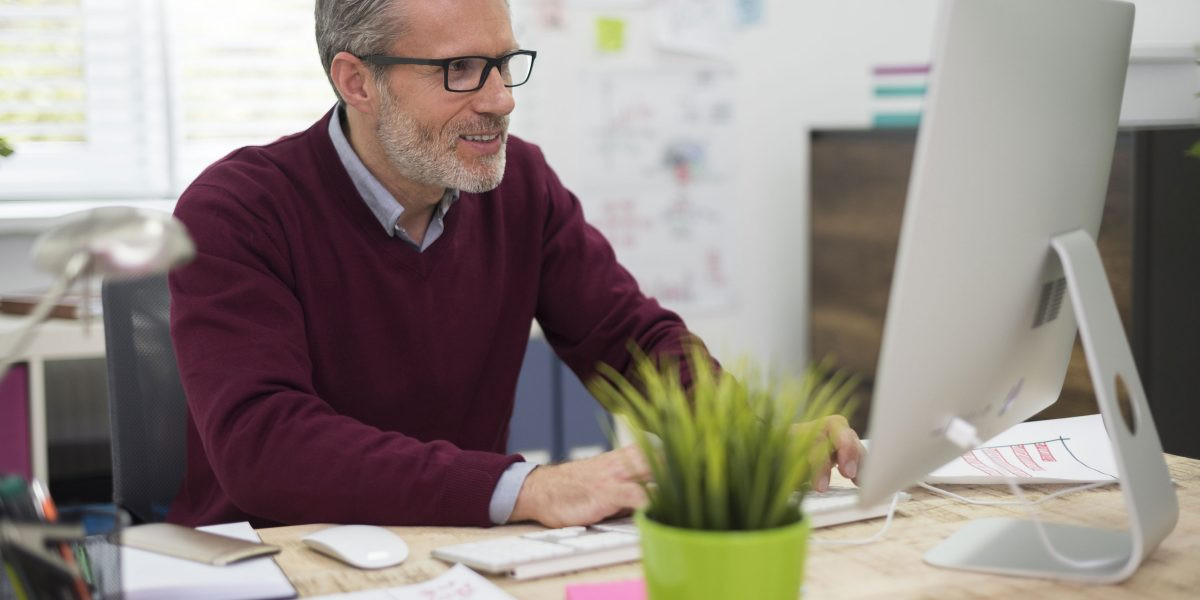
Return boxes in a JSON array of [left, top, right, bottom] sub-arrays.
[[330, 51, 377, 116]]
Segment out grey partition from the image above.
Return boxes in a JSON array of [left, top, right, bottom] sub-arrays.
[[508, 338, 557, 463], [558, 363, 611, 460], [508, 337, 613, 463]]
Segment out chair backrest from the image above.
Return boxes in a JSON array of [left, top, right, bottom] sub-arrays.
[[102, 274, 187, 523]]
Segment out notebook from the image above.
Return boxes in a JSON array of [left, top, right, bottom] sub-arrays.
[[120, 522, 280, 566], [121, 522, 295, 600]]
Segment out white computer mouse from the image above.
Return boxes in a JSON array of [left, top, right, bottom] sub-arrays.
[[301, 524, 409, 569]]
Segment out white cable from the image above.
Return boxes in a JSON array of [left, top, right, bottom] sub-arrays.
[[1002, 474, 1126, 569], [940, 417, 1126, 570], [918, 480, 1114, 506], [809, 491, 902, 546]]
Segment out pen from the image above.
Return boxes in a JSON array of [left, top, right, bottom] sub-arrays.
[[27, 479, 49, 521], [72, 544, 92, 587], [1, 477, 93, 600], [29, 479, 92, 600]]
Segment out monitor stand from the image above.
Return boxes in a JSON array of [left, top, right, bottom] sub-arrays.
[[923, 229, 1179, 583]]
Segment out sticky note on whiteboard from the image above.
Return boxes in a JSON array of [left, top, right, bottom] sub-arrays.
[[596, 17, 627, 53]]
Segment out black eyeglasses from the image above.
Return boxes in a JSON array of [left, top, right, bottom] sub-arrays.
[[359, 49, 537, 93]]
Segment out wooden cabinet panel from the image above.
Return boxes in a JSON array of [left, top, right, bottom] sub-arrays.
[[810, 130, 1134, 431]]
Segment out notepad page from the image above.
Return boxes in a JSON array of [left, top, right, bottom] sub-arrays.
[[121, 521, 295, 600], [925, 414, 1120, 484], [305, 563, 515, 599]]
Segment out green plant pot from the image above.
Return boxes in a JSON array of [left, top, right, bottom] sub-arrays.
[[636, 511, 810, 600]]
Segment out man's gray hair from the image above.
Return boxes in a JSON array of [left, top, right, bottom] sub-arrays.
[[314, 0, 407, 104]]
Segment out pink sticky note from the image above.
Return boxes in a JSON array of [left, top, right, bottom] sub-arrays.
[[565, 578, 646, 600]]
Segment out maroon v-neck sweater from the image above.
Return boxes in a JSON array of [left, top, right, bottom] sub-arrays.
[[166, 112, 695, 528]]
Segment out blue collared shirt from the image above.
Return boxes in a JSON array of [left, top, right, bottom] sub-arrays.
[[327, 108, 537, 524], [327, 109, 458, 250]]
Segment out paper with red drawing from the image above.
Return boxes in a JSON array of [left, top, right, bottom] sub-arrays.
[[925, 414, 1119, 484]]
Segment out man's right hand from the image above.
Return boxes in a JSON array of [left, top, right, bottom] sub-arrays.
[[508, 444, 650, 528]]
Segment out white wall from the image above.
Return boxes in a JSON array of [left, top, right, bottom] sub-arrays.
[[792, 0, 1200, 128], [0, 233, 49, 295]]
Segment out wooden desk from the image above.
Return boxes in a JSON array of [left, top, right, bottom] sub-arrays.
[[259, 455, 1200, 599]]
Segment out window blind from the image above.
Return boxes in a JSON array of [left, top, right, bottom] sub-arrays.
[[0, 0, 333, 201], [167, 0, 332, 190], [0, 0, 168, 200]]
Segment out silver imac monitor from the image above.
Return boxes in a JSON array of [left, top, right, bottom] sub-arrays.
[[854, 0, 1178, 583]]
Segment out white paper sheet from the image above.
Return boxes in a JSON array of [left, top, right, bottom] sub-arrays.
[[121, 521, 295, 600], [308, 563, 515, 600], [925, 414, 1120, 484]]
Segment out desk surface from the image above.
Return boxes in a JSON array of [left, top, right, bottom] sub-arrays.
[[0, 313, 105, 359], [259, 455, 1200, 599]]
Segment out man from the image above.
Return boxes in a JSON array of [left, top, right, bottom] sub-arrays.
[[167, 0, 863, 529]]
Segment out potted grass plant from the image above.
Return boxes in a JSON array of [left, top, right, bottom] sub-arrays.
[[589, 345, 858, 600]]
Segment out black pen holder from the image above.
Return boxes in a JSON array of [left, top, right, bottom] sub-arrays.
[[1, 495, 125, 600]]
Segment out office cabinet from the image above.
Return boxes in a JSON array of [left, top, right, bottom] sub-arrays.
[[1131, 128, 1200, 459], [0, 365, 30, 478], [809, 127, 1200, 459], [0, 315, 106, 485]]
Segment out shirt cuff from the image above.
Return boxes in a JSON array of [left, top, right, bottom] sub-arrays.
[[488, 461, 539, 524]]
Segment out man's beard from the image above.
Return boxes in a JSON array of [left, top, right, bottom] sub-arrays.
[[374, 84, 508, 194]]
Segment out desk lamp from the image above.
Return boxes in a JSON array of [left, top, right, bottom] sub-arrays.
[[0, 206, 194, 593], [0, 206, 194, 378]]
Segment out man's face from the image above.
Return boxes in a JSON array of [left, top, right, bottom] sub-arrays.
[[373, 0, 518, 194]]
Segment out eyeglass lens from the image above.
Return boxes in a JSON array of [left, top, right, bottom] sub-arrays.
[[446, 53, 533, 91]]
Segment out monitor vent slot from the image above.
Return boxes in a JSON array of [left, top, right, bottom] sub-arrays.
[[1032, 277, 1068, 328]]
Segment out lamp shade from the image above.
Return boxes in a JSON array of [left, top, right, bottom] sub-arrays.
[[31, 206, 195, 279]]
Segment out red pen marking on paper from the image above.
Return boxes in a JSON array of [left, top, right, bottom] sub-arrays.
[[984, 447, 1031, 477], [1012, 445, 1045, 471], [962, 450, 1003, 477]]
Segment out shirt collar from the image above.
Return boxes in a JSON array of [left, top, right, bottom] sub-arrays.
[[327, 105, 460, 237]]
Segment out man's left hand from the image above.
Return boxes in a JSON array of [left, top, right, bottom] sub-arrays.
[[805, 415, 865, 492]]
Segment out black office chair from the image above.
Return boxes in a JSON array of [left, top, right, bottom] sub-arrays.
[[102, 274, 187, 523]]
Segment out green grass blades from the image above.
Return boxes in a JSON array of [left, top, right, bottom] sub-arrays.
[[588, 344, 858, 531], [1186, 140, 1200, 160]]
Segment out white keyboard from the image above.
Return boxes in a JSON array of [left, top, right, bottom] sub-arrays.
[[592, 486, 909, 534], [431, 526, 640, 580], [802, 486, 909, 528], [433, 487, 907, 580]]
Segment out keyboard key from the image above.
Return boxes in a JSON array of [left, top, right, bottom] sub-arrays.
[[556, 531, 638, 550], [436, 537, 572, 567], [522, 526, 587, 540], [591, 517, 638, 535], [802, 486, 863, 514], [432, 527, 641, 578]]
